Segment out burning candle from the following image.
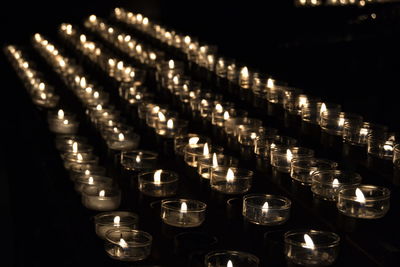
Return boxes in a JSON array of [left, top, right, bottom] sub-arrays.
[[161, 199, 206, 227], [138, 169, 179, 197], [94, 211, 139, 239], [210, 167, 253, 194], [82, 186, 121, 211], [47, 109, 79, 134], [205, 250, 259, 267], [270, 146, 314, 173], [184, 142, 223, 167], [198, 153, 239, 179]]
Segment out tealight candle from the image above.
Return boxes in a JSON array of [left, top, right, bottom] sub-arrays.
[[210, 167, 253, 194], [290, 158, 338, 185], [138, 169, 179, 197], [69, 164, 106, 181], [367, 133, 397, 160], [320, 112, 363, 136], [161, 199, 206, 227], [48, 109, 79, 134], [198, 153, 239, 179], [254, 135, 298, 160], [301, 102, 341, 125], [120, 150, 158, 171], [105, 228, 152, 261], [173, 134, 210, 156], [284, 230, 340, 266], [82, 186, 121, 211], [337, 185, 390, 219], [94, 211, 139, 239], [243, 194, 291, 226], [311, 170, 362, 201], [205, 250, 260, 267], [270, 147, 314, 173], [155, 118, 188, 138], [343, 121, 387, 146], [184, 143, 223, 167], [74, 175, 113, 194], [63, 152, 99, 170], [106, 132, 140, 151]]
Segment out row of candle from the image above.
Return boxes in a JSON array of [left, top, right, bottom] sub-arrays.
[[83, 14, 391, 221], [112, 7, 400, 167], [66, 23, 346, 266], [4, 45, 59, 108]]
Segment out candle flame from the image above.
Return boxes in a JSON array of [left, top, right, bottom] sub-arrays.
[[93, 91, 99, 99], [80, 77, 87, 88], [99, 190, 105, 197], [72, 142, 78, 153], [117, 61, 124, 70], [226, 168, 235, 183], [338, 117, 345, 127], [223, 111, 230, 120], [167, 119, 174, 129], [250, 132, 258, 140], [119, 238, 128, 249], [332, 178, 340, 188], [84, 170, 90, 176], [320, 103, 327, 114], [39, 82, 45, 90], [298, 95, 308, 108], [173, 75, 179, 85], [188, 137, 200, 145], [63, 119, 69, 125], [286, 149, 293, 162], [359, 128, 368, 136], [113, 216, 120, 226], [57, 109, 64, 119], [158, 111, 166, 122], [118, 133, 125, 141], [88, 176, 94, 185], [303, 234, 315, 249], [181, 202, 188, 213], [77, 153, 83, 161], [212, 153, 218, 168], [184, 35, 191, 44], [267, 78, 275, 88], [80, 34, 86, 43], [203, 143, 210, 156], [240, 66, 249, 79], [262, 201, 269, 214], [168, 59, 175, 69], [135, 155, 141, 163], [355, 188, 366, 204], [96, 104, 102, 110], [89, 15, 97, 22], [154, 169, 162, 185], [227, 260, 233, 267], [85, 87, 92, 94], [215, 103, 223, 113]]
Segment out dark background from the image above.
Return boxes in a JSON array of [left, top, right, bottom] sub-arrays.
[[2, 1, 400, 266]]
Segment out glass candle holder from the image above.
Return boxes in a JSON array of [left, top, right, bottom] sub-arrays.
[[254, 135, 298, 159], [301, 102, 341, 125], [284, 230, 340, 266], [337, 185, 390, 219], [94, 211, 139, 239], [320, 112, 363, 136], [173, 134, 210, 156], [242, 194, 291, 226], [290, 158, 338, 185], [138, 169, 179, 197], [205, 250, 259, 267], [161, 199, 206, 228], [367, 133, 397, 160], [120, 150, 158, 171], [106, 132, 140, 151], [343, 121, 387, 146], [210, 167, 253, 194], [82, 185, 121, 211], [155, 118, 188, 138], [224, 117, 262, 137], [393, 144, 400, 167], [184, 143, 224, 167], [58, 142, 93, 155], [74, 175, 113, 194], [238, 127, 278, 147], [69, 164, 106, 181], [198, 153, 239, 179], [55, 135, 88, 151], [47, 110, 79, 134], [311, 170, 362, 201], [270, 147, 314, 173], [105, 228, 152, 261], [63, 152, 99, 170]]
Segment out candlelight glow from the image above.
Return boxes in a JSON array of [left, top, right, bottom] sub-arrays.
[[240, 66, 249, 79], [158, 111, 166, 122], [154, 169, 162, 185], [84, 170, 91, 176], [117, 61, 124, 70], [135, 155, 141, 163], [88, 176, 94, 185], [215, 103, 223, 113], [167, 119, 174, 129], [80, 77, 87, 88], [173, 75, 179, 85], [89, 15, 97, 22], [85, 87, 92, 94], [226, 168, 235, 183], [262, 201, 269, 214], [80, 34, 87, 43], [93, 91, 99, 99], [142, 17, 149, 26], [250, 132, 258, 140], [359, 128, 368, 136], [303, 234, 315, 249], [118, 133, 125, 141], [77, 153, 83, 161], [227, 260, 233, 267], [210, 153, 218, 168], [96, 104, 102, 111], [355, 188, 366, 203], [267, 78, 275, 88], [63, 119, 69, 125], [223, 111, 230, 120], [72, 142, 78, 153], [168, 59, 175, 69], [189, 137, 200, 145], [39, 82, 45, 91], [203, 143, 210, 156], [119, 238, 128, 249], [180, 202, 188, 213], [320, 103, 327, 114], [298, 95, 308, 108], [57, 109, 64, 119], [114, 216, 120, 226], [383, 141, 394, 152], [286, 149, 293, 162], [338, 117, 345, 127], [99, 190, 105, 197], [332, 178, 340, 188], [184, 35, 191, 45], [40, 93, 47, 99]]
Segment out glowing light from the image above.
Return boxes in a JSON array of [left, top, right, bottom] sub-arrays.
[[57, 109, 64, 119], [135, 155, 141, 163], [184, 35, 191, 45], [332, 178, 340, 188], [226, 168, 235, 183], [338, 117, 345, 127], [189, 137, 200, 145], [72, 142, 78, 153], [158, 111, 166, 122], [267, 78, 275, 88], [96, 104, 102, 111], [118, 133, 125, 142], [286, 149, 293, 162], [223, 111, 230, 120], [142, 17, 149, 26], [93, 91, 99, 99], [180, 202, 188, 213], [298, 95, 308, 108], [167, 119, 174, 129], [355, 188, 366, 204], [63, 120, 69, 125], [154, 169, 162, 185], [215, 104, 223, 113], [80, 77, 87, 88], [88, 177, 94, 185], [173, 75, 179, 85], [77, 153, 83, 162], [303, 234, 315, 249], [114, 216, 121, 226], [168, 60, 175, 69], [359, 128, 368, 136], [227, 260, 233, 267], [119, 238, 128, 249], [117, 61, 124, 70], [80, 34, 87, 43], [89, 15, 97, 22], [203, 143, 210, 156], [99, 190, 105, 197], [240, 67, 249, 79], [39, 83, 45, 91], [84, 170, 90, 176], [262, 202, 269, 215], [250, 132, 258, 140]]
